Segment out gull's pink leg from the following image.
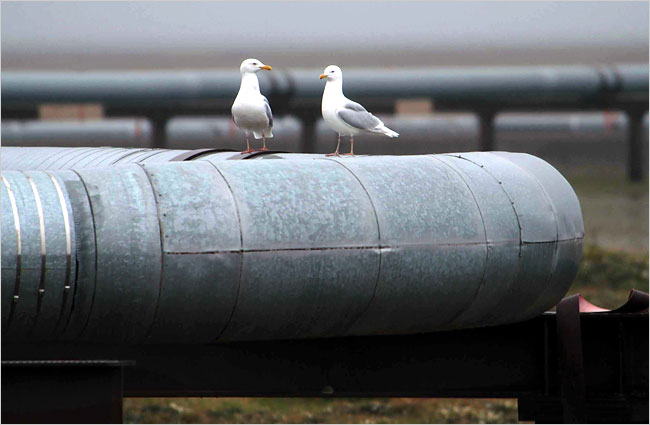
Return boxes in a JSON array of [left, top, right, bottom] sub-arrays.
[[241, 133, 255, 153], [326, 134, 341, 156], [343, 135, 355, 156], [259, 131, 269, 151]]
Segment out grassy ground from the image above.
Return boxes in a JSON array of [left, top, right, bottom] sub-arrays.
[[124, 398, 521, 424], [124, 170, 648, 424]]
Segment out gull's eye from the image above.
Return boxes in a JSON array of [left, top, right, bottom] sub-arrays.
[[331, 70, 335, 73], [252, 62, 257, 65]]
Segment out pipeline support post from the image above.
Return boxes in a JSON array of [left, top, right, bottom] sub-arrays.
[[478, 110, 496, 152], [626, 109, 646, 181], [299, 115, 318, 154], [150, 115, 169, 149]]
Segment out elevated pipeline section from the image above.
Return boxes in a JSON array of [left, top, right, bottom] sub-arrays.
[[1, 152, 584, 343]]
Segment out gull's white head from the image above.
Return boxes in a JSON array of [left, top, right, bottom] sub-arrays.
[[320, 65, 342, 81], [240, 58, 272, 74]]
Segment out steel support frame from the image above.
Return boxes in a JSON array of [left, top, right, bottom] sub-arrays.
[[2, 360, 131, 424], [3, 311, 647, 424]]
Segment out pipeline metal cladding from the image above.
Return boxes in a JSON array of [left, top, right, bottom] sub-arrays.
[[1, 151, 584, 344]]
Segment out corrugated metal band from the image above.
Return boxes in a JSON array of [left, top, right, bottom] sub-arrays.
[[170, 148, 236, 162], [2, 176, 22, 321], [109, 148, 155, 165], [451, 154, 524, 253], [25, 174, 47, 325], [426, 155, 490, 326], [169, 149, 288, 161], [227, 150, 289, 160], [47, 172, 73, 333]]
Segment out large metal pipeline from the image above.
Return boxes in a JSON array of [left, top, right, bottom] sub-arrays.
[[1, 152, 584, 343]]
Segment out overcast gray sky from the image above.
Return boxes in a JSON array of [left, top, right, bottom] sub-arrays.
[[2, 1, 648, 69]]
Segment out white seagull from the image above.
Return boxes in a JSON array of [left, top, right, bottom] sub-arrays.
[[231, 58, 274, 153], [320, 65, 399, 156]]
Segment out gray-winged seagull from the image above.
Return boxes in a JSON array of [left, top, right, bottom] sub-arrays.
[[231, 58, 274, 153], [320, 65, 399, 156]]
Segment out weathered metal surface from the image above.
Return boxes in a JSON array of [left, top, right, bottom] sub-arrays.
[[1, 171, 77, 341], [1, 153, 584, 343], [1, 147, 191, 171]]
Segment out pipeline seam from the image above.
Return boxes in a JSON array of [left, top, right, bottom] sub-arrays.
[[70, 169, 100, 341], [108, 148, 152, 165], [322, 158, 384, 336], [75, 148, 131, 169], [48, 148, 100, 170], [163, 237, 580, 255], [25, 173, 47, 335], [59, 172, 88, 336], [87, 148, 138, 167], [495, 154, 562, 318], [46, 172, 74, 334], [204, 162, 246, 342], [113, 149, 164, 166], [2, 175, 23, 327], [443, 153, 526, 323], [30, 148, 90, 170], [71, 148, 130, 169], [138, 164, 167, 341], [135, 150, 177, 164], [426, 155, 491, 327]]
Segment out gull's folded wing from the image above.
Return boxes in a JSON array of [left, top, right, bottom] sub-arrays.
[[337, 103, 381, 131]]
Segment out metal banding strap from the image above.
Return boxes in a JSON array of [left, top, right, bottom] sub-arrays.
[[26, 174, 47, 301], [227, 150, 290, 160], [47, 173, 72, 292], [1, 176, 22, 312], [170, 148, 236, 162], [46, 172, 73, 303]]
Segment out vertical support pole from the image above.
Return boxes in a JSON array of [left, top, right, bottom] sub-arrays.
[[478, 110, 496, 152], [556, 294, 586, 423], [150, 115, 169, 149], [300, 115, 318, 154], [626, 109, 645, 181]]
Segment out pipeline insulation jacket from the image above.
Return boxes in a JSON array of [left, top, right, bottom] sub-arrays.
[[1, 151, 583, 343]]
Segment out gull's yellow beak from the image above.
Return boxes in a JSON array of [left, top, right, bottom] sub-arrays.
[[319, 73, 328, 80], [259, 65, 272, 71]]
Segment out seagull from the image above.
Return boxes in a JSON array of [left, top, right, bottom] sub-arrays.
[[320, 65, 399, 156], [231, 58, 274, 153]]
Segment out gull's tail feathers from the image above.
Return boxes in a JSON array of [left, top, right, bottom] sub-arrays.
[[372, 124, 399, 138], [253, 128, 274, 139]]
